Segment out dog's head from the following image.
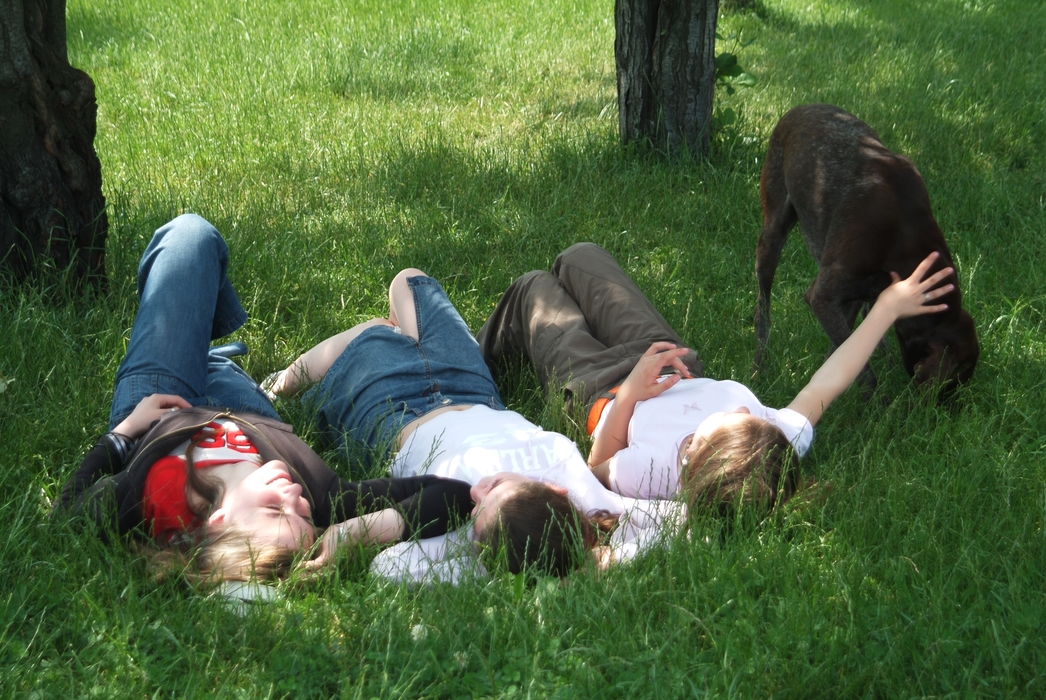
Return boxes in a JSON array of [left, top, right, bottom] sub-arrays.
[[898, 309, 979, 401]]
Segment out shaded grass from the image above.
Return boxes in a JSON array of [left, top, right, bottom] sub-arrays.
[[3, 0, 1046, 696]]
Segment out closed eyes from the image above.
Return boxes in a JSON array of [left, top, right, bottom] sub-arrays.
[[266, 504, 313, 526]]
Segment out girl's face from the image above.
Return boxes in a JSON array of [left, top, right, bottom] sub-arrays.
[[209, 460, 315, 551], [469, 472, 533, 537]]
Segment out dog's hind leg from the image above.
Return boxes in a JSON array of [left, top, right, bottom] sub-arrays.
[[754, 154, 799, 370]]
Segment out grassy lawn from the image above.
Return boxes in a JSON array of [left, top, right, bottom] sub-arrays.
[[3, 0, 1045, 696]]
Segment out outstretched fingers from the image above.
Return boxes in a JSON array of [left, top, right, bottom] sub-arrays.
[[888, 252, 955, 319]]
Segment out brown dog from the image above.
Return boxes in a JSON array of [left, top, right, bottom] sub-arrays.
[[753, 104, 978, 399]]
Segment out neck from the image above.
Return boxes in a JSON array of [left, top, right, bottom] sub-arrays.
[[202, 461, 258, 489], [189, 461, 258, 513]]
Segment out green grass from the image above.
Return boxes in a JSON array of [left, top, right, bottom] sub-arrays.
[[3, 0, 1046, 695]]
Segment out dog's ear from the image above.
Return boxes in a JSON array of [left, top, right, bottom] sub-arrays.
[[895, 324, 930, 379], [941, 310, 980, 385], [912, 311, 980, 400], [912, 343, 944, 386]]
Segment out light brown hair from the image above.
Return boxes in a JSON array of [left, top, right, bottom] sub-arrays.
[[683, 417, 798, 521]]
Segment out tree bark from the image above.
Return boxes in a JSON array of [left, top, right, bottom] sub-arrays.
[[615, 0, 719, 158], [0, 0, 107, 288]]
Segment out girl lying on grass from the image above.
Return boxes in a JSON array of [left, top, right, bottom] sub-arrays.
[[477, 243, 953, 519], [53, 215, 473, 584], [266, 268, 682, 581]]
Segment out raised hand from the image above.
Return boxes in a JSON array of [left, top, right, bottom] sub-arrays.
[[877, 251, 954, 322], [618, 342, 692, 404]]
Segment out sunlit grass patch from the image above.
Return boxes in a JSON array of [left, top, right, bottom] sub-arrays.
[[4, 0, 1045, 695]]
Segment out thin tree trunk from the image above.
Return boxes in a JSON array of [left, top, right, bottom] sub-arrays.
[[0, 0, 107, 288], [615, 0, 719, 158]]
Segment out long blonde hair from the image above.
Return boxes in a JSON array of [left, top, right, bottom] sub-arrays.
[[145, 525, 298, 584]]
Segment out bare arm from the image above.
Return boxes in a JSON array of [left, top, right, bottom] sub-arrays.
[[589, 460, 612, 488], [586, 342, 691, 469], [267, 318, 394, 397], [113, 393, 192, 439], [301, 509, 406, 571], [786, 252, 955, 426]]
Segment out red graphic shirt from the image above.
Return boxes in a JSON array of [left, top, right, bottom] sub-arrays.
[[142, 420, 261, 542]]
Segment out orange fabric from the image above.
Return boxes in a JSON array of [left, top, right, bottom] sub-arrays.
[[586, 386, 620, 435]]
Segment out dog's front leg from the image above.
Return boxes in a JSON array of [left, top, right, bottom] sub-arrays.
[[804, 271, 879, 393]]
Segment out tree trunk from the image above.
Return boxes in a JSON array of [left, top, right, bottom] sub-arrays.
[[0, 0, 107, 288], [615, 0, 719, 158]]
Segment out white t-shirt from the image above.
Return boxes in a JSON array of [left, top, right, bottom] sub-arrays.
[[595, 378, 814, 499], [372, 405, 685, 584], [390, 405, 621, 515]]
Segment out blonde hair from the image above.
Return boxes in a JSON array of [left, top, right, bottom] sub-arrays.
[[682, 417, 798, 521], [143, 427, 306, 585], [144, 525, 298, 584]]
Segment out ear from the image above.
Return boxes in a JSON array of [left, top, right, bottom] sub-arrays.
[[591, 545, 615, 570], [207, 509, 228, 529], [913, 343, 945, 385], [895, 322, 931, 378], [550, 484, 569, 496]]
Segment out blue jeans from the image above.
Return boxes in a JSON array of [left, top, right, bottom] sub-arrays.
[[305, 275, 504, 462], [109, 214, 279, 429]]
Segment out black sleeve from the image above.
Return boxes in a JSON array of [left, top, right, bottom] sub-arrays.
[[394, 476, 475, 539], [326, 474, 473, 538], [51, 436, 138, 542]]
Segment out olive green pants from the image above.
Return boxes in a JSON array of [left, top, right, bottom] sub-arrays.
[[476, 242, 703, 413]]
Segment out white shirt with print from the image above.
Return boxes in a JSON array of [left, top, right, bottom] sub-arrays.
[[373, 405, 685, 584], [595, 378, 813, 499]]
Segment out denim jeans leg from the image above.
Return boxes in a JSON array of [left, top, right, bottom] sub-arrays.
[[409, 276, 503, 406], [203, 352, 281, 420], [109, 214, 251, 428]]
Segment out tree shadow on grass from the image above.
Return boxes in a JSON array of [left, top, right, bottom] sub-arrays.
[[66, 2, 145, 62], [752, 0, 1045, 173], [358, 135, 760, 299], [326, 24, 484, 102]]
